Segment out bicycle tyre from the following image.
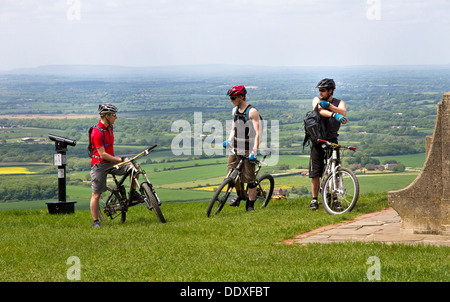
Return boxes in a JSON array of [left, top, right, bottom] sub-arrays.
[[99, 186, 127, 224], [141, 182, 166, 223], [255, 174, 274, 208], [321, 167, 359, 215], [206, 178, 235, 217]]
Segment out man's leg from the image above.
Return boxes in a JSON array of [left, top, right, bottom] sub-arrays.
[[230, 180, 244, 206], [311, 177, 320, 199], [310, 176, 320, 210], [309, 142, 325, 211], [246, 185, 256, 211], [90, 192, 102, 226]]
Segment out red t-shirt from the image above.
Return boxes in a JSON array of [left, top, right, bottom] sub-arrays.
[[90, 121, 114, 165]]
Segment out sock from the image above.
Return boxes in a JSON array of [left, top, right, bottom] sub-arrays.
[[246, 200, 255, 211]]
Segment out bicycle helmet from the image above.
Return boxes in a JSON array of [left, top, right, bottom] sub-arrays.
[[227, 85, 247, 97], [98, 103, 119, 115], [316, 78, 336, 90]]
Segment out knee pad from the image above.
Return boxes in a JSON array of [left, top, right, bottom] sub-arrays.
[[247, 182, 257, 189]]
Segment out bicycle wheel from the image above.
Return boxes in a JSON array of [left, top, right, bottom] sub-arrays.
[[322, 167, 359, 215], [141, 182, 166, 223], [99, 186, 127, 223], [206, 178, 235, 217], [255, 174, 274, 208]]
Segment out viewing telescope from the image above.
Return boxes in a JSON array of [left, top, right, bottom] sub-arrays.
[[48, 134, 77, 147], [46, 133, 77, 214]]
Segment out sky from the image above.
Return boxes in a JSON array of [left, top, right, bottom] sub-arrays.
[[0, 0, 449, 71]]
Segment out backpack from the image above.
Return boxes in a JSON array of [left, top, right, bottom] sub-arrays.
[[302, 104, 326, 149], [87, 125, 108, 158], [233, 105, 263, 128]]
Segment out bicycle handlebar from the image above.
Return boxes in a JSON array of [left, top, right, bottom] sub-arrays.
[[227, 146, 270, 166], [317, 139, 356, 151], [114, 144, 158, 169]]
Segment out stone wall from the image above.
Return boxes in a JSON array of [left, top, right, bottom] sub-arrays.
[[388, 92, 450, 235]]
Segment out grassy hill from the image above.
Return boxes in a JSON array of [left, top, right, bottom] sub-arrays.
[[0, 192, 448, 283]]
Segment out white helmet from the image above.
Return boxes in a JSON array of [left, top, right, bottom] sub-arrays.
[[98, 104, 118, 115]]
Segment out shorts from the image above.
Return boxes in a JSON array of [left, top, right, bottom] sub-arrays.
[[227, 154, 256, 183], [308, 138, 339, 178], [90, 162, 129, 194]]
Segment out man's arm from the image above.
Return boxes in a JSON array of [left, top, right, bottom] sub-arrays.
[[96, 146, 122, 163], [248, 108, 261, 153], [329, 100, 347, 116], [226, 107, 237, 143], [314, 97, 347, 123]]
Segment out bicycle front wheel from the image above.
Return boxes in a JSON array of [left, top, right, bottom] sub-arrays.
[[322, 167, 359, 215], [255, 174, 274, 208], [206, 178, 235, 217], [141, 182, 166, 223]]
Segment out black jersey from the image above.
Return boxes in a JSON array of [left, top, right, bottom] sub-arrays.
[[233, 104, 257, 152], [324, 98, 341, 139]]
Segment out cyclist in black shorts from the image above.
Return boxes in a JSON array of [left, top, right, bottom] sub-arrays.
[[309, 78, 347, 210]]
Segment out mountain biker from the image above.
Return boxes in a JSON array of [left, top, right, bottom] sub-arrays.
[[89, 104, 142, 227], [309, 78, 347, 210], [223, 85, 261, 211]]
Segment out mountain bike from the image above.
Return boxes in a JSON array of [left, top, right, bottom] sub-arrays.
[[318, 139, 359, 215], [98, 145, 166, 224], [206, 148, 275, 217]]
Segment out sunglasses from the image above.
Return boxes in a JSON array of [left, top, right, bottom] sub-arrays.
[[319, 88, 328, 92], [230, 96, 238, 100]]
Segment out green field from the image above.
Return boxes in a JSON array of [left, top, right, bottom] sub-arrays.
[[0, 153, 422, 211]]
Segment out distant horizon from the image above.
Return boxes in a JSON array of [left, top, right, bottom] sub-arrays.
[[3, 62, 450, 74]]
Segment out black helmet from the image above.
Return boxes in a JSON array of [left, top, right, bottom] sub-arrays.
[[98, 104, 118, 115], [316, 78, 336, 90]]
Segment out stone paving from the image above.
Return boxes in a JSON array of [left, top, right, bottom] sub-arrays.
[[285, 208, 450, 246]]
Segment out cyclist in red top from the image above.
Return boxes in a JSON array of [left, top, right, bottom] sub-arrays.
[[90, 118, 116, 165], [89, 104, 141, 227]]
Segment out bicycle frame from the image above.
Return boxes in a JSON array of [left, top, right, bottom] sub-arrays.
[[225, 148, 269, 185], [319, 139, 356, 191], [114, 144, 161, 205], [100, 144, 166, 223], [317, 139, 359, 214], [206, 148, 274, 216]]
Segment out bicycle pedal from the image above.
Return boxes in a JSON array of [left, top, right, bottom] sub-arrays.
[[229, 200, 240, 207]]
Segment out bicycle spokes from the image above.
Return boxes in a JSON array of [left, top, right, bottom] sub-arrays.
[[322, 168, 358, 215]]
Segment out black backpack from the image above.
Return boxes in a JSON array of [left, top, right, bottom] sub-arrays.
[[302, 104, 325, 149], [87, 125, 108, 158]]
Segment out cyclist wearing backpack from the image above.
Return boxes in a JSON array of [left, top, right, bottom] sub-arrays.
[[223, 85, 261, 212], [309, 79, 347, 210], [89, 104, 142, 227]]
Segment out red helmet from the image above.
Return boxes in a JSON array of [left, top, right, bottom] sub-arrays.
[[227, 85, 247, 97]]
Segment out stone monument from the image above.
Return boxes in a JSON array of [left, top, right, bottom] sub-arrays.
[[388, 92, 450, 235]]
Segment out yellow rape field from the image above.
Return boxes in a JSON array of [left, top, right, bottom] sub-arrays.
[[0, 167, 36, 175], [193, 186, 218, 192], [193, 183, 296, 192]]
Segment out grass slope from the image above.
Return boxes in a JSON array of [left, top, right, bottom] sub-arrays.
[[0, 193, 448, 282]]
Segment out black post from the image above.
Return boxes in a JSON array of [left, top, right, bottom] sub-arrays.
[[55, 141, 67, 202], [46, 134, 77, 214]]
